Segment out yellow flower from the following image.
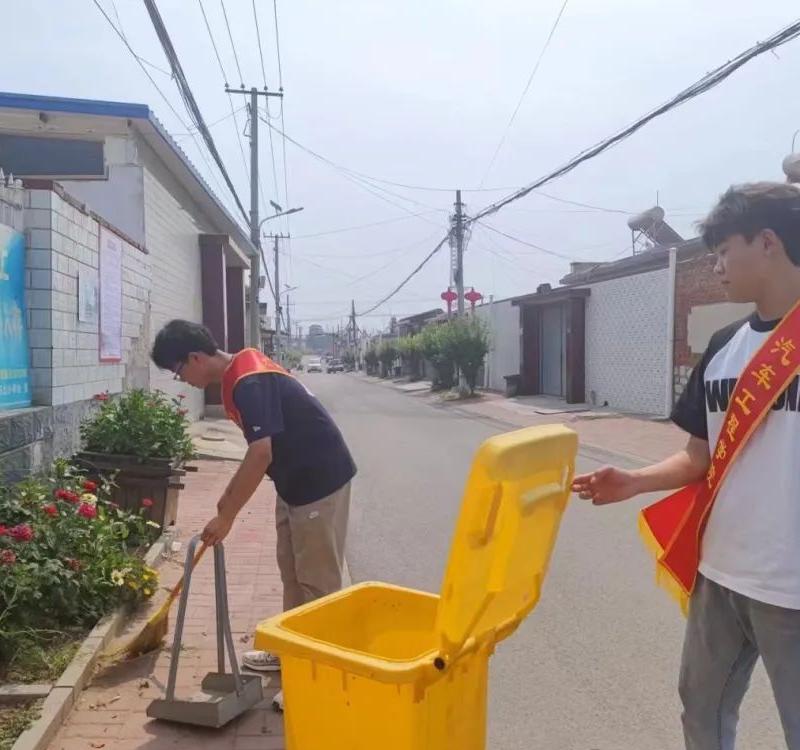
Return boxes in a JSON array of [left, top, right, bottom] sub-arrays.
[[111, 569, 125, 587], [82, 493, 97, 505], [128, 580, 140, 590], [143, 588, 153, 597], [145, 521, 160, 529]]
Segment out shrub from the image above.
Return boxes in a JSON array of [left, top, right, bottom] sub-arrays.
[[0, 460, 161, 667], [80, 389, 194, 463], [439, 317, 489, 394], [378, 342, 398, 378], [418, 325, 455, 390]]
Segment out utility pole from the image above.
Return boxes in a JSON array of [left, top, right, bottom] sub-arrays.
[[265, 233, 290, 360], [454, 190, 465, 316], [227, 85, 283, 350], [285, 292, 291, 349], [350, 299, 357, 347]]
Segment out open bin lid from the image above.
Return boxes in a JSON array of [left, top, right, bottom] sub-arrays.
[[434, 425, 577, 664]]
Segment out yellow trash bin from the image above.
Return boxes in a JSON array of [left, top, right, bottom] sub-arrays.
[[254, 424, 577, 750]]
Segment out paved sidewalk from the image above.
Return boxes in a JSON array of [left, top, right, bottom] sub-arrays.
[[355, 374, 687, 464], [47, 460, 285, 750]]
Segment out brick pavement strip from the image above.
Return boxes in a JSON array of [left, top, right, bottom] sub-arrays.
[[44, 460, 285, 750]]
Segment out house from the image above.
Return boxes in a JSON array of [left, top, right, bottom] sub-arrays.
[[0, 91, 259, 479]]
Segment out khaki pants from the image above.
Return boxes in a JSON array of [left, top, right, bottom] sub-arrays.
[[275, 482, 350, 611]]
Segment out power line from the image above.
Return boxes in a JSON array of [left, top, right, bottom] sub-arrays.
[[256, 112, 446, 219], [272, 0, 285, 87], [479, 0, 570, 187], [92, 0, 234, 209], [476, 220, 581, 261], [142, 0, 249, 223], [105, 0, 172, 76], [219, 0, 244, 87], [172, 103, 247, 137], [196, 0, 249, 179], [472, 17, 800, 224], [292, 211, 438, 239], [252, 0, 269, 88], [357, 234, 450, 316]]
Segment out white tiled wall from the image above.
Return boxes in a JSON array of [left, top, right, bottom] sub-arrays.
[[473, 299, 520, 391], [24, 189, 152, 407], [141, 141, 214, 419], [584, 269, 669, 415]]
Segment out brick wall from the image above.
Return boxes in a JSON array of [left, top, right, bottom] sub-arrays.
[[24, 188, 152, 407], [584, 268, 669, 415], [672, 251, 753, 401]]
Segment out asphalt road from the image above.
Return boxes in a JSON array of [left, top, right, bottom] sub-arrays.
[[303, 372, 784, 750]]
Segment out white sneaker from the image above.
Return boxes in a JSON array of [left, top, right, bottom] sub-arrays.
[[241, 650, 281, 672], [272, 689, 284, 712]]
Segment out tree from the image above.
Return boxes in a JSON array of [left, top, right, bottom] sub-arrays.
[[378, 342, 398, 378], [418, 324, 455, 390], [397, 335, 423, 381], [364, 346, 379, 376], [440, 317, 489, 394]]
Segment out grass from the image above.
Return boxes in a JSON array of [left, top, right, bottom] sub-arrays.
[[0, 630, 86, 684], [0, 700, 42, 750]]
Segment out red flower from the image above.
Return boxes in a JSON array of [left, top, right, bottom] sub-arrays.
[[55, 489, 80, 504], [142, 498, 154, 509], [178, 394, 186, 400], [0, 525, 7, 537], [77, 503, 97, 520], [0, 549, 16, 565], [178, 408, 188, 417], [83, 480, 98, 492], [93, 392, 109, 402], [65, 558, 81, 572], [43, 503, 58, 517], [9, 524, 34, 542]]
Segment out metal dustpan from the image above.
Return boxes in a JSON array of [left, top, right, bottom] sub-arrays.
[[147, 535, 264, 727]]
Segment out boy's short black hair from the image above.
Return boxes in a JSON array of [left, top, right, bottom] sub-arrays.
[[151, 320, 218, 371], [699, 182, 800, 265]]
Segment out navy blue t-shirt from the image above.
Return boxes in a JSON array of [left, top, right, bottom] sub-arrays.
[[232, 373, 356, 505]]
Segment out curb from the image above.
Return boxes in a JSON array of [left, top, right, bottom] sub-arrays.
[[355, 373, 657, 470], [11, 533, 171, 750]]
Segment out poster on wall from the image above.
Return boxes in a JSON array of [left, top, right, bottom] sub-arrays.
[[99, 226, 122, 362], [0, 224, 32, 409], [78, 267, 99, 325]]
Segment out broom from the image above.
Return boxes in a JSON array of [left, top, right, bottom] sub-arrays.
[[121, 541, 209, 659]]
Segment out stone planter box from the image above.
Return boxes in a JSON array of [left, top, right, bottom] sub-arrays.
[[73, 452, 194, 530]]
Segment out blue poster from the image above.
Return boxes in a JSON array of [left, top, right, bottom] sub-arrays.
[[0, 224, 31, 409]]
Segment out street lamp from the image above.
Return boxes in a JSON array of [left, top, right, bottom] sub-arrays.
[[258, 205, 304, 233]]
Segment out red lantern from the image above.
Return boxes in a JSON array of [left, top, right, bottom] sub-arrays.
[[465, 288, 483, 310], [441, 288, 458, 316]]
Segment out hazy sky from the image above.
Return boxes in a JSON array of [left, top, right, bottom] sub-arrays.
[[6, 1, 800, 332]]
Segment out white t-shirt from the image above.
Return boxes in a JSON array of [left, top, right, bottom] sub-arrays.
[[672, 314, 800, 609]]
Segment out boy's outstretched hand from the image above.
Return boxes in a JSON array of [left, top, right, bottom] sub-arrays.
[[571, 466, 640, 505]]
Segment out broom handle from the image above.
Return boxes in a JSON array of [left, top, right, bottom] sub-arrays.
[[165, 541, 209, 606]]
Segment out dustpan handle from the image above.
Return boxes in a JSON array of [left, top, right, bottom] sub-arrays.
[[165, 534, 204, 701], [214, 544, 244, 694]]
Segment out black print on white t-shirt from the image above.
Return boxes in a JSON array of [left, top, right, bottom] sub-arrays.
[[705, 375, 800, 413]]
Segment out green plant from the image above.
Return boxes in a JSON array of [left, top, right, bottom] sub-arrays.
[[397, 335, 423, 380], [378, 342, 398, 378], [285, 350, 303, 370], [1, 701, 42, 750], [80, 389, 194, 463], [342, 351, 356, 370], [364, 347, 379, 375], [0, 460, 161, 674], [440, 317, 489, 394], [418, 324, 455, 390]]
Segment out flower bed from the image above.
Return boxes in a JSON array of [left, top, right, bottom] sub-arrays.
[[0, 460, 160, 685]]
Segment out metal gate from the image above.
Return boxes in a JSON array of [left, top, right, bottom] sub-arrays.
[[539, 304, 566, 397]]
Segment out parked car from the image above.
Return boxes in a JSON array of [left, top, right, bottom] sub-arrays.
[[307, 357, 323, 373], [327, 358, 344, 373]]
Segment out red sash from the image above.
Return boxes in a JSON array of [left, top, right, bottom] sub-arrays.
[[221, 349, 290, 428], [640, 301, 800, 614]]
